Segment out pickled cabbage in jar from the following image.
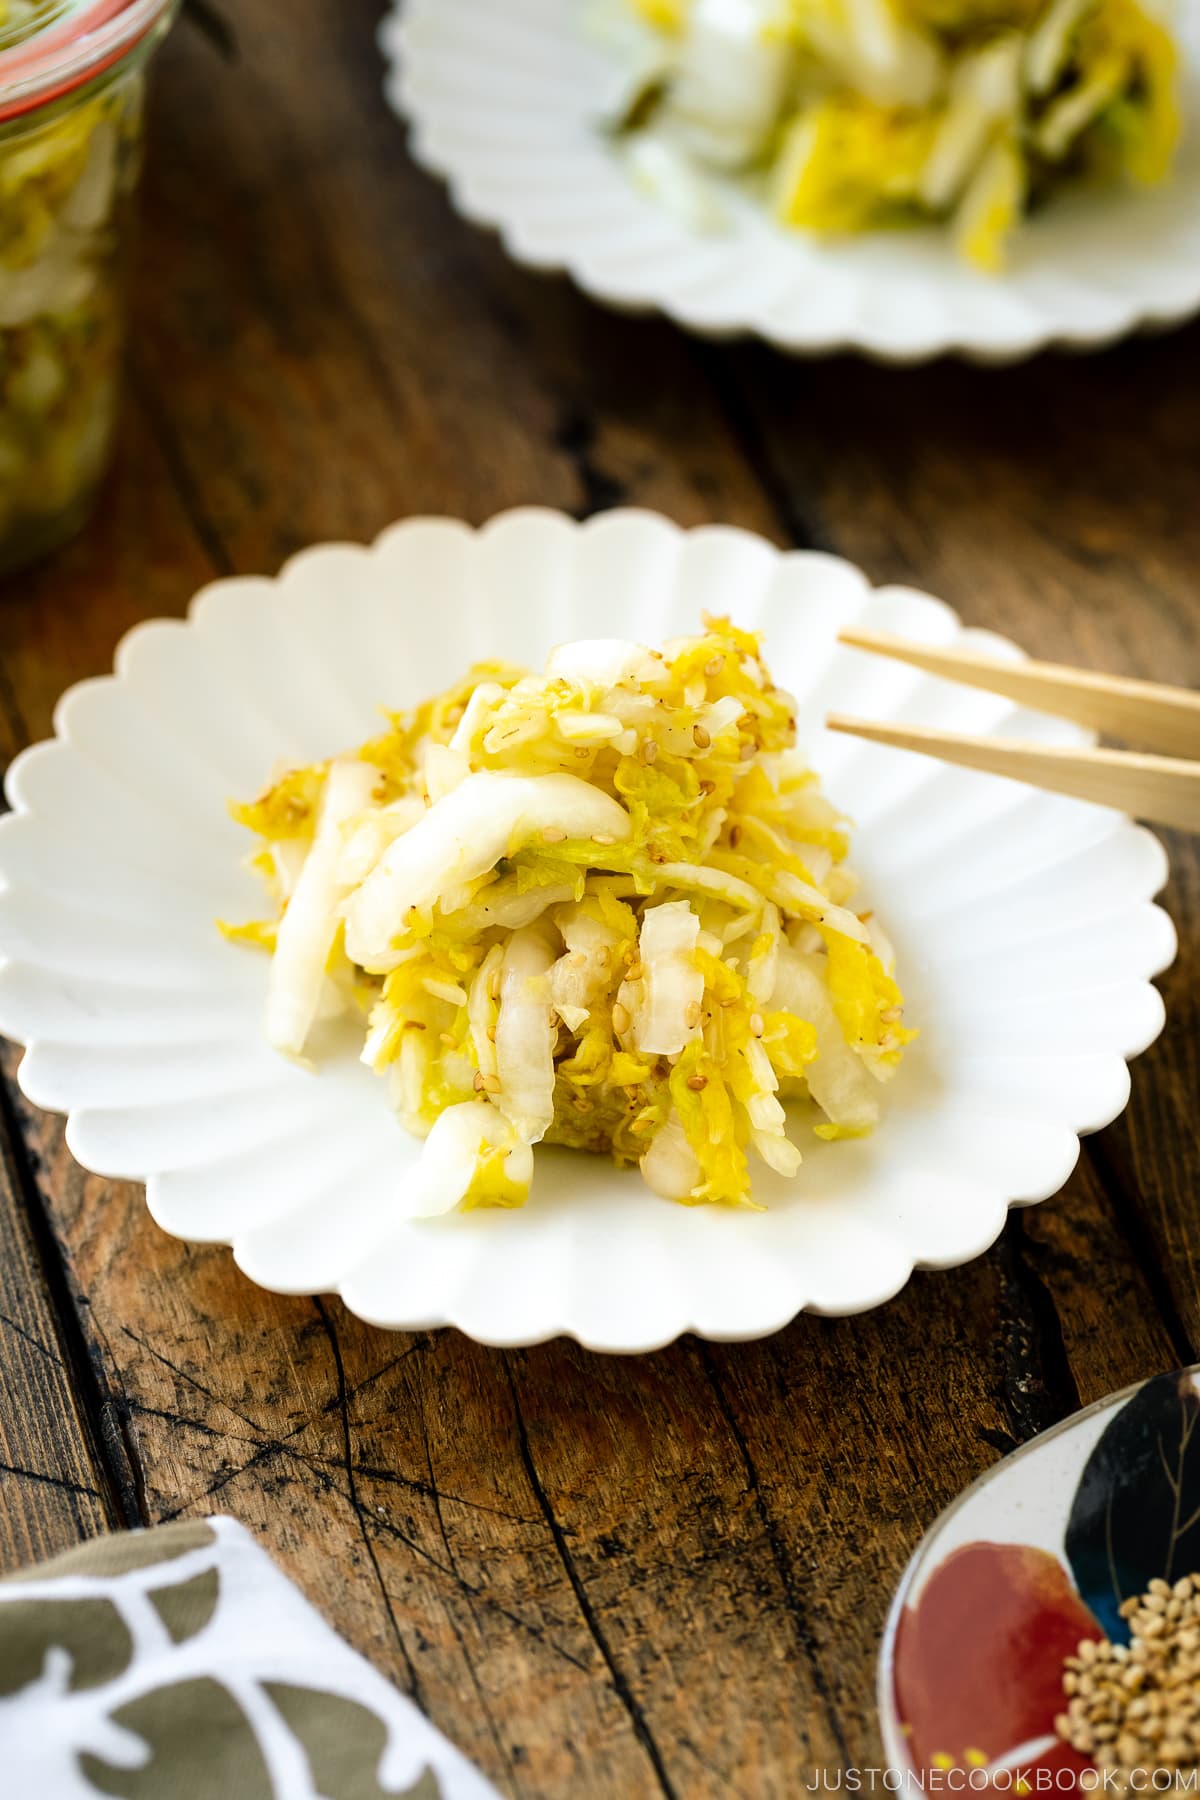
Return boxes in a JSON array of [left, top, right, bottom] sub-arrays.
[[0, 68, 143, 567]]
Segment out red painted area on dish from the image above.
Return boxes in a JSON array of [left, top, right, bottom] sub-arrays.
[[894, 1540, 1103, 1777]]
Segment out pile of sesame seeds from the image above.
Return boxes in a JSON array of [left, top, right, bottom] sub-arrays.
[[1056, 1574, 1200, 1788]]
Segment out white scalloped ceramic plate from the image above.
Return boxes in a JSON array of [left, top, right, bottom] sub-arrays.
[[0, 510, 1176, 1349], [382, 0, 1200, 363]]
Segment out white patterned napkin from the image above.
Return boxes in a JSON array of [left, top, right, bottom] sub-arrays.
[[0, 1515, 499, 1799]]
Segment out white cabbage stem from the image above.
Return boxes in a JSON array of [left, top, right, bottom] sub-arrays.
[[640, 1110, 703, 1201], [343, 772, 630, 969], [634, 900, 704, 1057], [455, 880, 580, 935], [544, 637, 661, 689], [336, 796, 425, 889], [265, 757, 378, 1059], [746, 900, 781, 1005], [424, 741, 470, 803], [741, 1036, 802, 1177], [468, 943, 505, 1082], [548, 901, 624, 1028], [495, 925, 559, 1144], [665, 0, 796, 167], [401, 1101, 533, 1219], [772, 947, 881, 1134]]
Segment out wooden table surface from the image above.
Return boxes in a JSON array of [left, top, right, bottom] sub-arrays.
[[1, 2, 1198, 1794]]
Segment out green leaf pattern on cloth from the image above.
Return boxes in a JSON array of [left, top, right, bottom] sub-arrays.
[[266, 1687, 444, 1800], [82, 1677, 276, 1800], [0, 1516, 497, 1800]]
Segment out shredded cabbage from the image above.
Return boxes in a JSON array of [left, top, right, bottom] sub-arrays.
[[597, 0, 1179, 269], [224, 618, 915, 1214]]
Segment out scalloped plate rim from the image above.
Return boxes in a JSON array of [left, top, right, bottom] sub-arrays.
[[0, 506, 1177, 1352], [385, 0, 1200, 364]]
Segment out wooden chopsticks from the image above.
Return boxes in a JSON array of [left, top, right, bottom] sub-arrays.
[[827, 628, 1200, 833]]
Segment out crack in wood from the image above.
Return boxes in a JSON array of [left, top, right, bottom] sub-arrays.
[[127, 1324, 537, 1525], [347, 1462, 539, 1524], [554, 412, 629, 519], [313, 1297, 427, 1709], [689, 345, 836, 553], [698, 1344, 852, 1770], [0, 1308, 63, 1369], [0, 655, 27, 762], [124, 1322, 584, 1673], [128, 360, 235, 580], [128, 1400, 229, 1439], [993, 1214, 1082, 1445], [354, 1492, 594, 1677], [503, 1356, 681, 1800], [157, 1438, 291, 1523], [0, 1460, 100, 1500], [181, 0, 238, 60], [122, 1325, 323, 1444], [415, 1377, 526, 1796], [1086, 1136, 1198, 1370], [0, 1077, 145, 1530]]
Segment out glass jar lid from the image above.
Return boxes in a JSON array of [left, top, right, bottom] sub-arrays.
[[0, 0, 175, 121]]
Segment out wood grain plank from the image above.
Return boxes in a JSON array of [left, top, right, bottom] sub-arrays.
[[3, 1041, 1174, 1795], [0, 1084, 112, 1571]]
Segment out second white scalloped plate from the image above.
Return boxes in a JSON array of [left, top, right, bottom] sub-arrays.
[[383, 0, 1200, 363], [0, 510, 1176, 1349]]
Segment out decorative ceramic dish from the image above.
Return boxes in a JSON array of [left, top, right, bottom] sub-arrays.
[[382, 0, 1200, 364], [0, 508, 1174, 1350], [879, 1366, 1200, 1782]]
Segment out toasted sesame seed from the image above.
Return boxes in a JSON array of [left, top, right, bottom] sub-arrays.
[[686, 1073, 708, 1091], [488, 969, 502, 1002], [627, 959, 644, 982], [699, 779, 716, 797], [693, 724, 711, 750], [704, 655, 725, 678], [729, 824, 742, 849], [542, 826, 567, 844], [482, 1072, 502, 1094], [473, 1070, 485, 1092], [1056, 1573, 1200, 1784], [594, 832, 616, 846], [440, 1032, 457, 1047], [685, 1000, 702, 1030], [740, 740, 756, 761], [612, 1002, 631, 1034], [641, 738, 659, 764], [749, 1013, 765, 1037]]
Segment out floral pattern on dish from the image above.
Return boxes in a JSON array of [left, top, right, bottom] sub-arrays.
[[881, 1369, 1200, 1786]]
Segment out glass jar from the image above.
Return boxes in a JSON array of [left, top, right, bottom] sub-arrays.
[[0, 0, 177, 573]]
